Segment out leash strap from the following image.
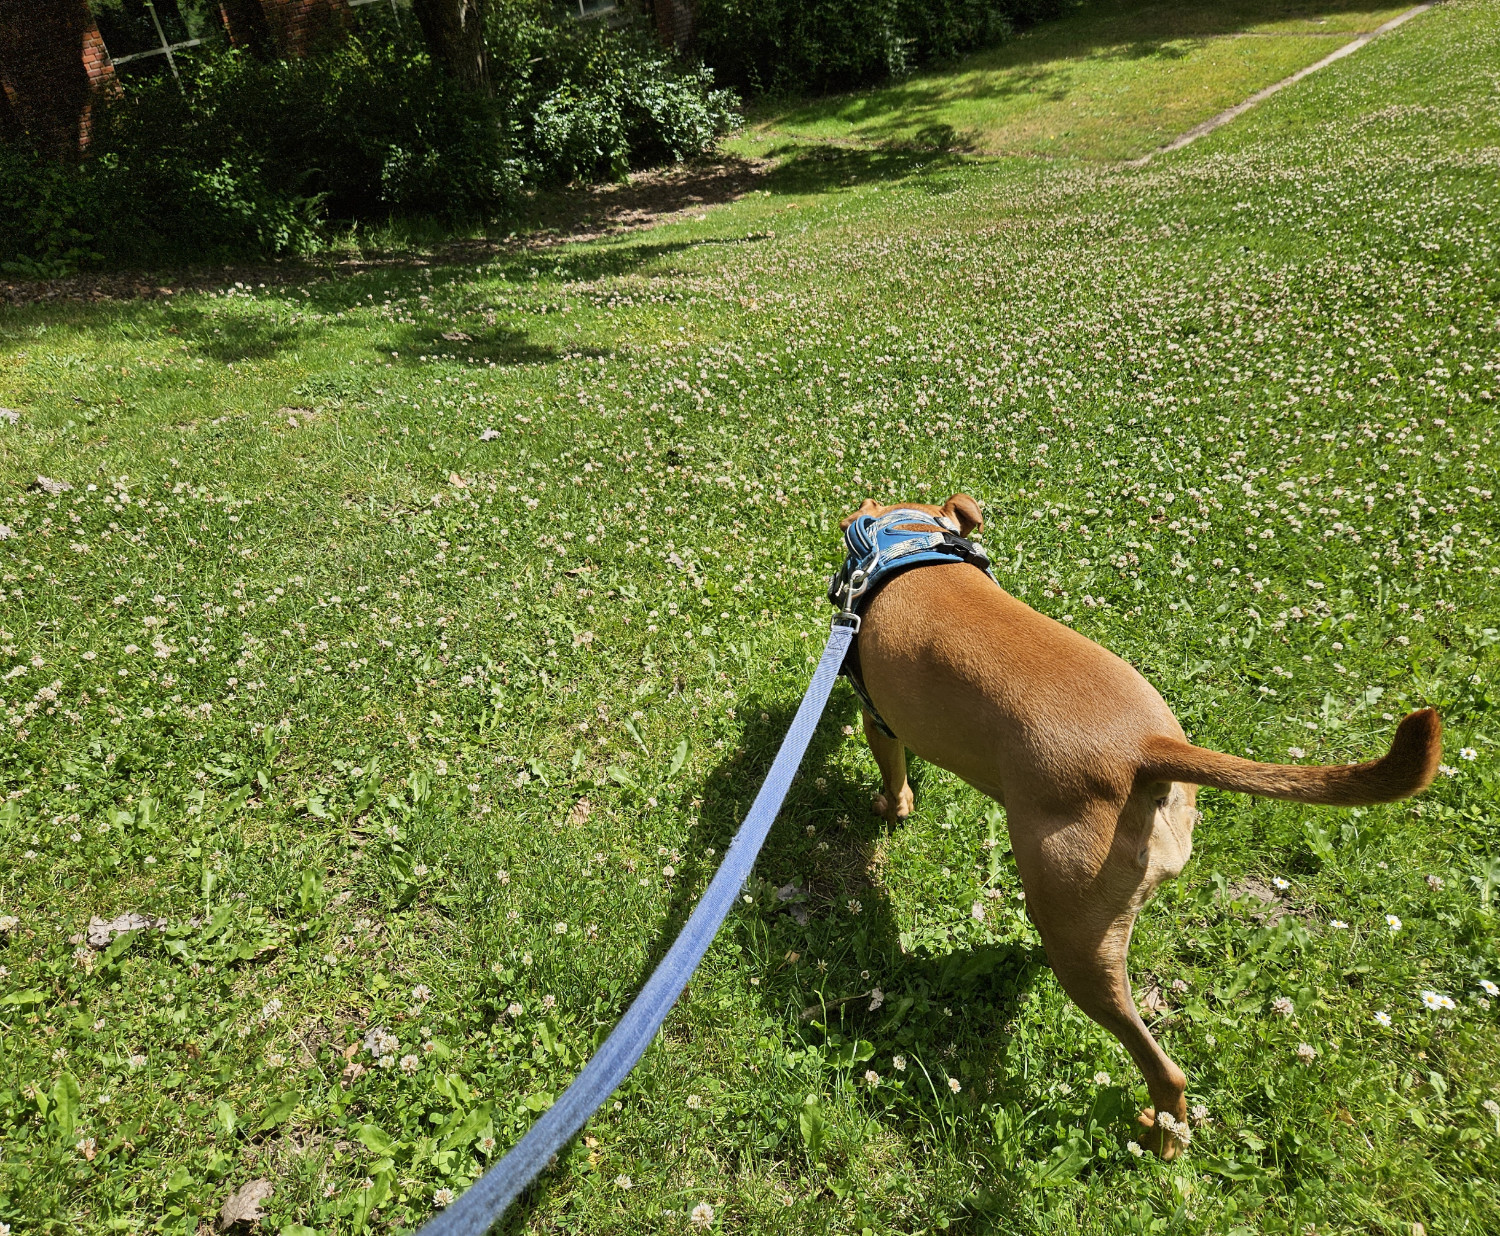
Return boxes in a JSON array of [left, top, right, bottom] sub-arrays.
[[420, 621, 858, 1236]]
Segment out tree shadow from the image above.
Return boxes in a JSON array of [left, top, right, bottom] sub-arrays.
[[761, 144, 970, 194], [757, 0, 1407, 151]]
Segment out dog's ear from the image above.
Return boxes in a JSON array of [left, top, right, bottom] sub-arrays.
[[840, 498, 880, 531], [942, 494, 983, 536]]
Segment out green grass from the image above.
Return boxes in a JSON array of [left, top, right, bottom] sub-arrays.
[[1, 0, 1499, 1231], [738, 0, 1416, 160]]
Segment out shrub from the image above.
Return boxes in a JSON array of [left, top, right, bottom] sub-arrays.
[[0, 146, 107, 277], [0, 4, 737, 270], [84, 37, 525, 258], [507, 19, 740, 185], [693, 0, 1068, 96]]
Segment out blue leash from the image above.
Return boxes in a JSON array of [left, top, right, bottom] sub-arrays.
[[420, 619, 858, 1236]]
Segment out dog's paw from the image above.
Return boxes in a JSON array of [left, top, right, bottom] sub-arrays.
[[872, 785, 913, 822], [1136, 1107, 1188, 1160]]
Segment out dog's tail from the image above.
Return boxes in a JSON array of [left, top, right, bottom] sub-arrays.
[[1137, 708, 1441, 806]]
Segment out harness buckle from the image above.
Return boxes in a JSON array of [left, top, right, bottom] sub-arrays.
[[832, 570, 863, 634]]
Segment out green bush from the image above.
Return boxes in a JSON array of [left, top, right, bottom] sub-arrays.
[[0, 147, 106, 278], [0, 5, 737, 270], [511, 21, 740, 185], [83, 38, 525, 259], [693, 0, 1068, 95]]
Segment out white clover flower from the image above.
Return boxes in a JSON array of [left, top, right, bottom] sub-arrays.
[[433, 1187, 455, 1206], [892, 1055, 906, 1072], [686, 1094, 702, 1110], [1271, 995, 1294, 1018], [614, 1174, 632, 1189], [1094, 1072, 1111, 1086], [948, 1077, 961, 1094], [690, 1201, 715, 1229], [1126, 1140, 1144, 1157], [1191, 1103, 1210, 1126], [1296, 1043, 1317, 1064], [554, 921, 568, 935], [864, 1069, 880, 1087]]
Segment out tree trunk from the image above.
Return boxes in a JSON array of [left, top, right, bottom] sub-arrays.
[[410, 0, 490, 95]]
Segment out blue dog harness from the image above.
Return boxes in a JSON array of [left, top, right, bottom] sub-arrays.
[[827, 508, 997, 737]]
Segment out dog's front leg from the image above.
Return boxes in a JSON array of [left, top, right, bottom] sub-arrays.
[[863, 710, 913, 823]]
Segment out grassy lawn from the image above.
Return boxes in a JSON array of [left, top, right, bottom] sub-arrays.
[[2, 0, 1499, 1232], [739, 0, 1417, 160]]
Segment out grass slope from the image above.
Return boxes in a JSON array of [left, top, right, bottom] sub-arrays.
[[1, 0, 1498, 1232], [741, 0, 1417, 160]]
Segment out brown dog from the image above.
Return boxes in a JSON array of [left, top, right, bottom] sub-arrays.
[[842, 494, 1442, 1157]]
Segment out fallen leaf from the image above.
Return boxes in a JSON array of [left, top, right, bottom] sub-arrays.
[[1137, 985, 1168, 1016], [219, 1178, 273, 1229], [87, 913, 168, 949]]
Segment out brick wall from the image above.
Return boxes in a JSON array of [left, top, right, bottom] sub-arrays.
[[0, 0, 116, 158], [260, 0, 351, 56], [651, 0, 693, 49]]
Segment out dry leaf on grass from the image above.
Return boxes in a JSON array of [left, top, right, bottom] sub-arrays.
[[219, 1178, 273, 1229], [87, 913, 168, 949]]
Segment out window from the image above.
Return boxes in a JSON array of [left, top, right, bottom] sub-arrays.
[[556, 0, 621, 21], [93, 0, 223, 82]]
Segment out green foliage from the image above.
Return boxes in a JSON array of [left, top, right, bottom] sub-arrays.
[[504, 19, 740, 186], [694, 0, 1068, 95], [0, 6, 737, 271], [0, 147, 105, 278]]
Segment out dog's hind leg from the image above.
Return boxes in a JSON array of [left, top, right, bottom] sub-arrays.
[[1008, 804, 1191, 1158], [863, 710, 913, 823]]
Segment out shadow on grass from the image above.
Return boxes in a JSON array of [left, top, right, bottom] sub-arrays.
[[760, 0, 1404, 149], [515, 684, 1059, 1222]]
